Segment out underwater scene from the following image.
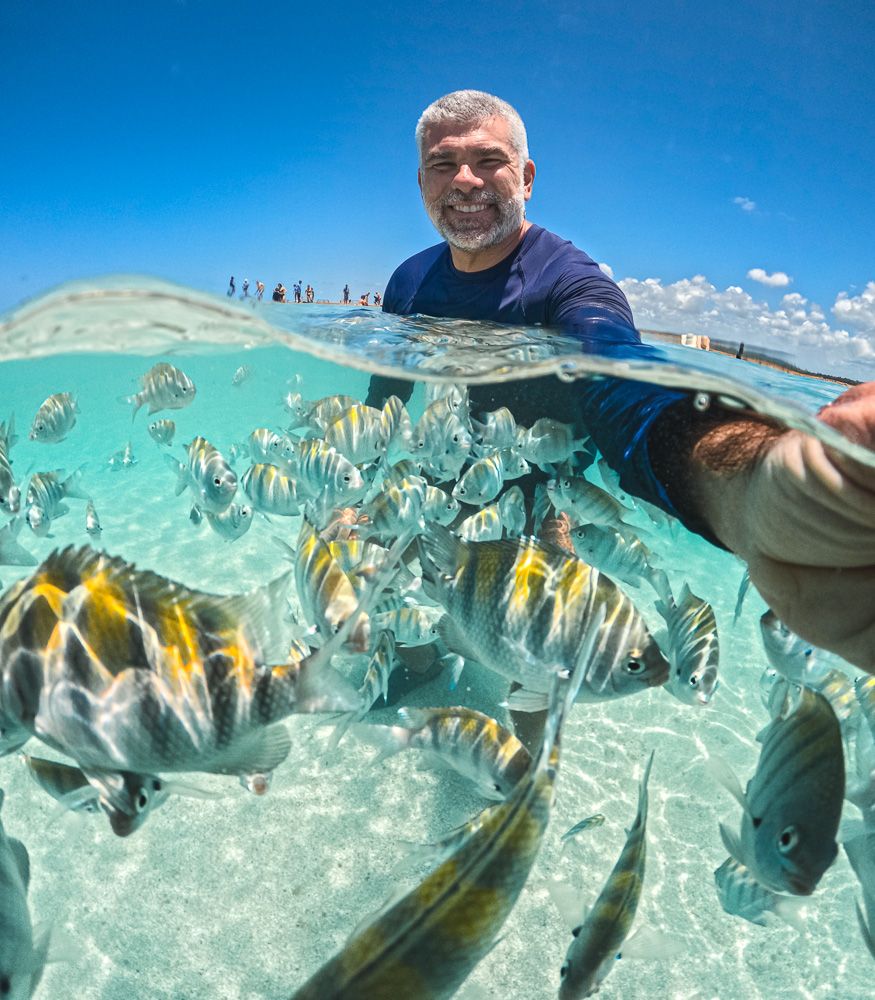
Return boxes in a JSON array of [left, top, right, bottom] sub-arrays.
[[0, 278, 872, 999]]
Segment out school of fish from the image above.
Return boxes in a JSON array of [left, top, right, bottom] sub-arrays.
[[0, 358, 866, 997]]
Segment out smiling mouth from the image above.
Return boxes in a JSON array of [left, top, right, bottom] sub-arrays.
[[449, 203, 492, 214]]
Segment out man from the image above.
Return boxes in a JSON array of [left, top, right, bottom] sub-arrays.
[[367, 90, 875, 674]]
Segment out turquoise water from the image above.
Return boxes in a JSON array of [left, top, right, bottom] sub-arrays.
[[0, 279, 870, 998]]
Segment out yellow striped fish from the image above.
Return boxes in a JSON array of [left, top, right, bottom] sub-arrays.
[[241, 463, 300, 516], [291, 606, 604, 999], [557, 751, 655, 999], [419, 525, 668, 700], [0, 545, 362, 776]]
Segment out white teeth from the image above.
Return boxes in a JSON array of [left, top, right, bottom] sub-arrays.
[[451, 204, 489, 213]]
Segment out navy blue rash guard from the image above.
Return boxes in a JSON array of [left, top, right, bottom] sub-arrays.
[[366, 225, 710, 537]]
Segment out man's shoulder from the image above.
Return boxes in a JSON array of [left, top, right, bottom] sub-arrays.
[[522, 225, 600, 270], [383, 241, 449, 312]]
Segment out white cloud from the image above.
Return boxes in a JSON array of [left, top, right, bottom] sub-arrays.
[[598, 262, 614, 278], [747, 267, 791, 287], [618, 273, 875, 372], [733, 196, 756, 213], [833, 281, 875, 330]]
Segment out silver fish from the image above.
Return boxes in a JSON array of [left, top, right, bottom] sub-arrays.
[[0, 789, 49, 997], [419, 525, 668, 702], [241, 464, 299, 517], [714, 856, 805, 930], [570, 523, 661, 593], [516, 417, 580, 468], [717, 686, 844, 895], [107, 440, 137, 471], [557, 752, 655, 999], [655, 583, 720, 706], [323, 404, 388, 465], [498, 485, 527, 538], [548, 475, 635, 532], [85, 499, 102, 538], [359, 705, 532, 800], [560, 813, 606, 843], [472, 406, 517, 452], [0, 519, 36, 569], [0, 415, 19, 515], [844, 833, 875, 961], [294, 439, 364, 506], [422, 484, 460, 526], [26, 469, 88, 517], [123, 361, 196, 417], [759, 610, 828, 683], [456, 503, 503, 542], [168, 436, 237, 514], [205, 502, 253, 541], [29, 391, 78, 443], [231, 364, 253, 386], [147, 418, 176, 446]]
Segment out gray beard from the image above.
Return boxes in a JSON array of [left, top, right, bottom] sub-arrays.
[[425, 190, 526, 253]]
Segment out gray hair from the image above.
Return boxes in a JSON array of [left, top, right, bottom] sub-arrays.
[[415, 90, 529, 165]]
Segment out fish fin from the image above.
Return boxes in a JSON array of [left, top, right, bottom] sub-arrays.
[[502, 688, 550, 713], [546, 877, 587, 930], [719, 822, 747, 867], [204, 723, 292, 776], [62, 467, 89, 501], [350, 722, 411, 763], [620, 925, 685, 960], [706, 755, 748, 811], [163, 452, 188, 493], [771, 895, 808, 933], [9, 836, 30, 889], [55, 785, 101, 814], [443, 653, 466, 690], [325, 712, 358, 752], [161, 778, 226, 802], [855, 900, 875, 962], [0, 518, 37, 566], [650, 568, 674, 606]]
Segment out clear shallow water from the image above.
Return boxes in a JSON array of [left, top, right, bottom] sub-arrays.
[[0, 278, 871, 999]]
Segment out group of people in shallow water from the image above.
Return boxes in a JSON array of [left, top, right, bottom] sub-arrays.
[[226, 277, 380, 307]]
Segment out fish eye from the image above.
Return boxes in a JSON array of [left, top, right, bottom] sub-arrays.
[[343, 473, 351, 483], [778, 825, 799, 853], [137, 791, 149, 811], [689, 675, 699, 687], [560, 963, 569, 979], [625, 653, 645, 674], [458, 487, 466, 496], [153, 779, 163, 792], [213, 476, 222, 486]]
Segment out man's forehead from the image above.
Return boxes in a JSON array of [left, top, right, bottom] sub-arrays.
[[421, 116, 515, 155]]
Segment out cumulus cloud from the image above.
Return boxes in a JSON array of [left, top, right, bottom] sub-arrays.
[[733, 196, 756, 213], [598, 262, 614, 278], [747, 267, 791, 287], [618, 273, 875, 373], [833, 282, 875, 330]]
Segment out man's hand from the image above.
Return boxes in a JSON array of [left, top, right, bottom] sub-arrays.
[[697, 382, 875, 673]]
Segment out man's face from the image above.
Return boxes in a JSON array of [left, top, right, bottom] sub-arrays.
[[418, 116, 535, 253]]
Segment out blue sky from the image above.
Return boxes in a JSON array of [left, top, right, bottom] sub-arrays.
[[2, 0, 874, 374]]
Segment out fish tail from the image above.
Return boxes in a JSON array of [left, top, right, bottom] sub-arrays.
[[118, 392, 143, 419], [0, 517, 37, 566], [62, 466, 90, 501]]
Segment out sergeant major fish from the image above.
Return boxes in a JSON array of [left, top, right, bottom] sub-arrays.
[[654, 582, 720, 706], [713, 856, 805, 930], [418, 525, 668, 703], [241, 464, 299, 517], [715, 686, 844, 895], [0, 546, 373, 778], [167, 436, 237, 514], [85, 500, 102, 539], [29, 392, 78, 443], [121, 361, 196, 418], [556, 752, 656, 999], [205, 502, 253, 541], [147, 419, 176, 447], [291, 606, 604, 1000]]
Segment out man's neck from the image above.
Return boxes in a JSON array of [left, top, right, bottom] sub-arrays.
[[448, 220, 532, 272]]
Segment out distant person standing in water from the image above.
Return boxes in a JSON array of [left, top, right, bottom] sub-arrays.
[[272, 283, 286, 302], [241, 278, 250, 298], [359, 292, 370, 306], [305, 284, 314, 303], [373, 291, 382, 306], [365, 88, 875, 676], [227, 276, 235, 297], [255, 280, 265, 300], [294, 282, 302, 303], [342, 284, 350, 304]]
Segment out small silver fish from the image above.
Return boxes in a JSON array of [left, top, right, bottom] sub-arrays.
[[714, 856, 805, 930], [241, 464, 299, 517], [844, 833, 875, 960], [205, 502, 253, 541], [167, 436, 237, 514], [571, 523, 661, 593], [107, 440, 137, 471], [561, 813, 607, 843], [122, 361, 196, 417], [29, 391, 78, 443], [85, 499, 102, 538], [231, 364, 253, 387], [148, 419, 176, 447], [516, 417, 580, 468], [557, 752, 655, 999], [759, 610, 828, 683], [655, 582, 720, 707]]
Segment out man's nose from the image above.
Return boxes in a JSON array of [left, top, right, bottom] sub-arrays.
[[452, 163, 484, 193]]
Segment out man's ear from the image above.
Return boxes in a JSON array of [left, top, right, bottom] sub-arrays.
[[417, 167, 423, 193], [523, 159, 536, 200]]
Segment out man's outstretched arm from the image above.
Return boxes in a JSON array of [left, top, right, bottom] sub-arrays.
[[652, 382, 875, 673]]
